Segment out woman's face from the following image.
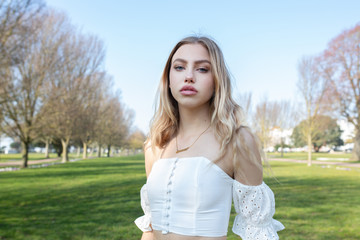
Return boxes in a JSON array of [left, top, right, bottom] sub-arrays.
[[169, 43, 215, 110]]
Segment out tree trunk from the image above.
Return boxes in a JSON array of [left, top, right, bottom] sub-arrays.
[[21, 141, 29, 168], [107, 144, 111, 157], [351, 130, 360, 161], [83, 142, 87, 159], [97, 144, 101, 157], [307, 133, 312, 166], [61, 139, 69, 163], [44, 139, 49, 158], [76, 146, 80, 157], [280, 137, 284, 158]]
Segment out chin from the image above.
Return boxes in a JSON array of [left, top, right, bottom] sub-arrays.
[[178, 101, 211, 110]]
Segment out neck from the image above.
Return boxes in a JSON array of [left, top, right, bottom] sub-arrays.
[[178, 105, 211, 137]]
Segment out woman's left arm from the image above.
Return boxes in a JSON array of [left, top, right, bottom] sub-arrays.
[[232, 128, 285, 240]]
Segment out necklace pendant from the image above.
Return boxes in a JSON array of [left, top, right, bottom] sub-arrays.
[[176, 147, 190, 154]]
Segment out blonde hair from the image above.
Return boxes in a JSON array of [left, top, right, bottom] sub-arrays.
[[148, 36, 263, 177]]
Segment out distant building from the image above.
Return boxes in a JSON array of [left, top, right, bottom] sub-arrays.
[[336, 119, 354, 152], [337, 119, 355, 143], [266, 119, 355, 153], [267, 127, 293, 151], [0, 135, 13, 154]]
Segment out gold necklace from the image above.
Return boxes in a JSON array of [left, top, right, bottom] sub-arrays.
[[175, 124, 211, 154]]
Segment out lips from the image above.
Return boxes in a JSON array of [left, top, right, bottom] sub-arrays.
[[180, 85, 198, 95]]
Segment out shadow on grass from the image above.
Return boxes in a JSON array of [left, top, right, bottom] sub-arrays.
[[0, 157, 145, 179], [0, 155, 146, 240]]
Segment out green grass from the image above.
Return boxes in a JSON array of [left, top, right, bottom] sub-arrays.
[[268, 152, 355, 161], [258, 162, 360, 240], [0, 155, 359, 239], [0, 153, 87, 162], [0, 153, 58, 162]]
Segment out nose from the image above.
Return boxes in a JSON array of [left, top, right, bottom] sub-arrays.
[[185, 70, 194, 83]]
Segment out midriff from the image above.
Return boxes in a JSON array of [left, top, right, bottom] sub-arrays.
[[153, 230, 227, 240]]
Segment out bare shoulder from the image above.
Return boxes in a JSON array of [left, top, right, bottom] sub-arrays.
[[238, 127, 260, 154], [234, 127, 263, 185], [144, 140, 161, 178]]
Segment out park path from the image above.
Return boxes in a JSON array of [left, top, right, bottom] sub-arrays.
[[0, 158, 61, 166], [269, 158, 360, 168]]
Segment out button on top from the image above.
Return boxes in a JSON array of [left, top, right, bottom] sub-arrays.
[[161, 158, 179, 233]]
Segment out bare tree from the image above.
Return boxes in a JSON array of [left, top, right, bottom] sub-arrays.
[[318, 23, 360, 160], [297, 56, 329, 166], [253, 97, 280, 150], [76, 72, 110, 159], [94, 93, 133, 157], [0, 10, 66, 167], [0, 0, 43, 140], [0, 0, 43, 101], [40, 26, 106, 163], [127, 128, 146, 153], [276, 100, 297, 157]]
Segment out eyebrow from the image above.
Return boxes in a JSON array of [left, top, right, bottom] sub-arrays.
[[172, 58, 211, 65]]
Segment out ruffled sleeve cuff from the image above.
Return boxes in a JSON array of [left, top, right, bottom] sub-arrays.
[[134, 214, 152, 232], [232, 217, 285, 240], [232, 181, 285, 240], [134, 184, 152, 232]]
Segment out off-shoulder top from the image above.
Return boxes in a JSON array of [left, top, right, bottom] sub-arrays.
[[135, 157, 285, 239]]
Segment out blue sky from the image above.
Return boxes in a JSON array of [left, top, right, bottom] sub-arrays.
[[45, 0, 360, 133]]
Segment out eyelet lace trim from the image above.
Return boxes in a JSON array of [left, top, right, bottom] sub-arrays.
[[134, 184, 152, 232], [232, 181, 285, 240]]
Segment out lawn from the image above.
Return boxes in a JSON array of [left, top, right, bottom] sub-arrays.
[[0, 153, 59, 162], [0, 154, 359, 240], [0, 153, 84, 163], [268, 152, 355, 162]]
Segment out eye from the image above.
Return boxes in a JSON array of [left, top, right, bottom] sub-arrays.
[[197, 67, 209, 73], [174, 65, 185, 71]]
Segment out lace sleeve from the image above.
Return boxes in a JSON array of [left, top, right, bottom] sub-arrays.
[[134, 184, 152, 232], [232, 181, 285, 240]]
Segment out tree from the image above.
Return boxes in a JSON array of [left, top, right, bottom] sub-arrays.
[[39, 17, 106, 163], [0, 0, 43, 108], [75, 72, 107, 159], [291, 115, 343, 151], [94, 94, 133, 157], [10, 141, 21, 150], [128, 129, 146, 151], [0, 9, 64, 167], [253, 97, 280, 150], [297, 56, 329, 166], [275, 100, 297, 157], [318, 23, 360, 160], [0, 0, 43, 72]]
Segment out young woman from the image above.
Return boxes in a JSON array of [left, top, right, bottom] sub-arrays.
[[135, 36, 285, 240]]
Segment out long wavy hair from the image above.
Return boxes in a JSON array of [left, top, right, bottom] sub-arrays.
[[148, 36, 263, 176]]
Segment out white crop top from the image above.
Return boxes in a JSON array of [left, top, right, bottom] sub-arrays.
[[135, 157, 285, 239]]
